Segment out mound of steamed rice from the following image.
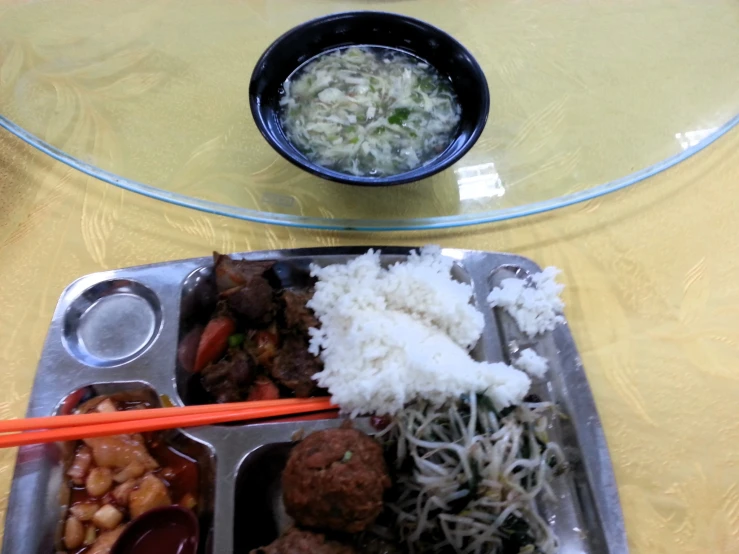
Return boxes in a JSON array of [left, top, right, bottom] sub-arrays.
[[514, 348, 549, 379], [307, 247, 531, 416], [487, 266, 565, 337]]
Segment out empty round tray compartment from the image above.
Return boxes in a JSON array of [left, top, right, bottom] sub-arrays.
[[63, 280, 162, 367]]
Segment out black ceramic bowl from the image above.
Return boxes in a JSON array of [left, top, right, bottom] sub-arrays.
[[249, 11, 490, 186]]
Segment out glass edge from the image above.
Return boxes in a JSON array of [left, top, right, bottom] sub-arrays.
[[1, 112, 738, 232]]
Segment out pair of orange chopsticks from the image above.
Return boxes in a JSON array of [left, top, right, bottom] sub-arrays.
[[0, 398, 337, 448]]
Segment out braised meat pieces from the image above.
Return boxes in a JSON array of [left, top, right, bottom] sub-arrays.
[[214, 256, 276, 323], [194, 253, 324, 404], [281, 290, 319, 335], [223, 278, 274, 324], [201, 351, 256, 404], [271, 334, 322, 398], [283, 428, 391, 533]]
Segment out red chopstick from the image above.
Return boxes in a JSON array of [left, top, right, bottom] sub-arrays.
[[0, 398, 337, 448], [0, 398, 323, 433]]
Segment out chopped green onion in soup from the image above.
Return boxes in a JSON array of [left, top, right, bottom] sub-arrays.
[[279, 46, 462, 177]]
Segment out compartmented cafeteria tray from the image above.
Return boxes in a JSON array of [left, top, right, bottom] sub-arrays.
[[2, 247, 628, 554]]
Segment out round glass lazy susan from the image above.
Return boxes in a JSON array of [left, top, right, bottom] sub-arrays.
[[1, 0, 737, 230]]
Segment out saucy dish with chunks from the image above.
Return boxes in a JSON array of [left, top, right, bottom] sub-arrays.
[[178, 253, 325, 404], [61, 395, 199, 554]]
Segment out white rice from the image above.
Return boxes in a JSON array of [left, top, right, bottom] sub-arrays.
[[513, 348, 549, 379], [307, 247, 531, 416], [487, 266, 565, 337]]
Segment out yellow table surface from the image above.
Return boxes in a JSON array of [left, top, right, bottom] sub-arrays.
[[1, 121, 739, 553]]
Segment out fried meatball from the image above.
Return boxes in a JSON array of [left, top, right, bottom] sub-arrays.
[[282, 428, 391, 533], [250, 528, 356, 554]]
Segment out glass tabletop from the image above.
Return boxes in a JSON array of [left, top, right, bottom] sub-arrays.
[[1, 0, 737, 230]]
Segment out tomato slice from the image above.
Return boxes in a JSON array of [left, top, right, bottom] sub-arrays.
[[247, 377, 280, 401], [193, 317, 236, 373]]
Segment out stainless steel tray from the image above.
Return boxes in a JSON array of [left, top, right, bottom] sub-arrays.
[[2, 247, 628, 554]]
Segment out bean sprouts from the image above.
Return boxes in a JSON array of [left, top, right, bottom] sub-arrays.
[[377, 395, 567, 554]]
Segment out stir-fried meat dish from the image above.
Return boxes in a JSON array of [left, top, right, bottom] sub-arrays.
[[200, 350, 258, 404], [61, 396, 198, 554], [182, 253, 325, 404], [217, 257, 276, 324], [282, 427, 391, 534], [271, 334, 323, 398], [281, 290, 319, 335], [250, 528, 357, 554]]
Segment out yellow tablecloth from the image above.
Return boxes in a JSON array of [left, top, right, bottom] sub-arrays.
[[1, 125, 739, 553]]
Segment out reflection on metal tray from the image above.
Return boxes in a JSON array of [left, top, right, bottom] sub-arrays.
[[2, 247, 628, 554]]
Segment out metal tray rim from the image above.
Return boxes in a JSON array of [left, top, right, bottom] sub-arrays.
[[2, 246, 628, 554]]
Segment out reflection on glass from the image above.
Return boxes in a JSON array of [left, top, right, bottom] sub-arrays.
[[675, 127, 718, 150], [455, 163, 505, 202]]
